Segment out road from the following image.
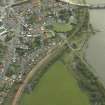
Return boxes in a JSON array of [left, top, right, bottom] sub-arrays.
[[11, 0, 87, 105], [12, 45, 63, 105]]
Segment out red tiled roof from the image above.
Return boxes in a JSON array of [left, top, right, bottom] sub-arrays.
[[0, 64, 3, 69]]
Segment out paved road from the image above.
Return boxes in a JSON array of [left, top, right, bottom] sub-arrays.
[[11, 0, 87, 104], [12, 45, 62, 105], [60, 0, 105, 9]]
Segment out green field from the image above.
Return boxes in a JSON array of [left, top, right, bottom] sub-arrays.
[[53, 23, 72, 32], [20, 61, 90, 105]]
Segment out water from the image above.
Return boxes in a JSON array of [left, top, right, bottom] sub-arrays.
[[85, 0, 105, 85]]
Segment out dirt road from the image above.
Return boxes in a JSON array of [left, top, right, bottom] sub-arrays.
[[12, 45, 63, 105]]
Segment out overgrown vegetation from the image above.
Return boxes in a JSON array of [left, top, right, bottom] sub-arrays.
[[72, 56, 105, 105]]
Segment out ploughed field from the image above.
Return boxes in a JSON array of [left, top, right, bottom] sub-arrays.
[[20, 61, 90, 105]]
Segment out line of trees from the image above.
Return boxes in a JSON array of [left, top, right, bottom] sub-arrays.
[[72, 56, 105, 105]]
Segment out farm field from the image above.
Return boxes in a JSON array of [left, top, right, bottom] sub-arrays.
[[20, 61, 90, 105]]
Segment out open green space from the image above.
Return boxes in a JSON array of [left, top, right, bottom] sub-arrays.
[[53, 23, 72, 32], [20, 60, 90, 105]]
